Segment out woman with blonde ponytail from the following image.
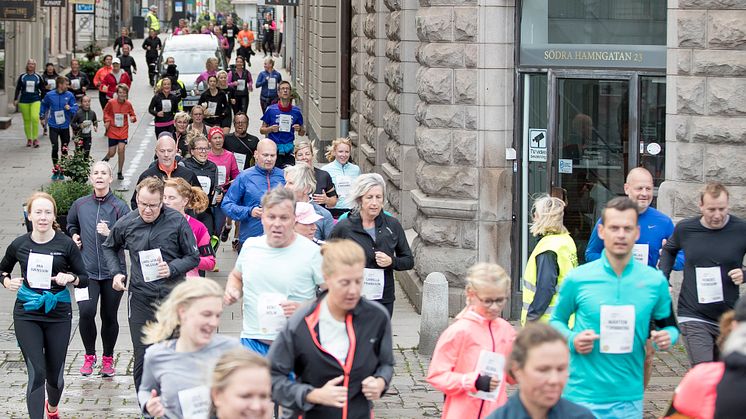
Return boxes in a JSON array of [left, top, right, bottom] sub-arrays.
[[139, 279, 240, 419], [163, 177, 216, 277]]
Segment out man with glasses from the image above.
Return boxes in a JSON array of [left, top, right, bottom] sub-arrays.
[[102, 176, 199, 393], [224, 113, 259, 171], [550, 197, 679, 419], [260, 80, 305, 168], [130, 134, 200, 209]]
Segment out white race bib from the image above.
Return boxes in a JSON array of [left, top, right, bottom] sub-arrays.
[[27, 252, 53, 290], [114, 113, 125, 127], [362, 268, 385, 300], [469, 350, 505, 401], [139, 249, 163, 282], [25, 80, 35, 93], [257, 292, 287, 335], [71, 79, 81, 90], [632, 244, 649, 265], [82, 121, 93, 135], [54, 110, 66, 125], [600, 305, 635, 354], [207, 101, 218, 116], [267, 77, 277, 90], [227, 29, 234, 37], [336, 175, 353, 198], [217, 166, 227, 186], [696, 266, 724, 304], [47, 79, 56, 90], [278, 114, 292, 132], [234, 153, 247, 169], [161, 99, 172, 113], [178, 385, 210, 419], [74, 287, 90, 302], [197, 175, 212, 195], [236, 79, 246, 91]]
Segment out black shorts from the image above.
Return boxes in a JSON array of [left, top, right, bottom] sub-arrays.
[[108, 137, 128, 147]]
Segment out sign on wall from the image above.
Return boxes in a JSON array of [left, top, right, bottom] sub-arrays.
[[75, 13, 94, 43], [0, 0, 35, 21], [75, 3, 93, 13], [42, 0, 66, 6], [263, 0, 299, 5], [528, 129, 547, 162]]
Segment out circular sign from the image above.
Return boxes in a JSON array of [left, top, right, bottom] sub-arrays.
[[646, 142, 661, 156]]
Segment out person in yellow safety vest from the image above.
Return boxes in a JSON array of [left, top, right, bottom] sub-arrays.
[[146, 5, 160, 33], [521, 195, 578, 326]]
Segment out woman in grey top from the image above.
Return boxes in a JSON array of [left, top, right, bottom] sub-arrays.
[[139, 279, 240, 418]]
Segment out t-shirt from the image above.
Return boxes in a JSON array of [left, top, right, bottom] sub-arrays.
[[319, 297, 350, 363], [260, 103, 304, 148], [313, 167, 337, 199], [236, 234, 324, 340]]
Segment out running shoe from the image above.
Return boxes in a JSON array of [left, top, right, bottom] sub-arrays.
[[102, 156, 109, 162], [51, 172, 58, 181], [26, 140, 32, 147], [33, 140, 40, 148], [118, 172, 124, 180], [43, 127, 48, 136], [100, 355, 115, 377], [45, 400, 59, 419], [232, 239, 240, 251], [220, 225, 232, 242], [57, 173, 65, 181], [80, 354, 96, 376]]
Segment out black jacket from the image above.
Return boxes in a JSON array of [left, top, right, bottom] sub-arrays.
[[130, 163, 200, 209], [148, 92, 180, 124], [223, 132, 259, 170], [182, 157, 218, 206], [268, 293, 394, 419], [66, 71, 90, 98], [715, 351, 746, 418], [329, 213, 414, 303], [142, 36, 162, 60], [113, 35, 133, 56], [119, 54, 137, 78]]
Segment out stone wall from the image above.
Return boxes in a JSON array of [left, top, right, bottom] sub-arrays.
[[660, 1, 746, 218]]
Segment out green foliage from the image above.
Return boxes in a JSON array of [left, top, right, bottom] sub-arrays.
[[83, 43, 102, 61], [43, 181, 92, 214], [78, 58, 102, 84], [59, 137, 93, 183]]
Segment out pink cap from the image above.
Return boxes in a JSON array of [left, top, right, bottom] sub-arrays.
[[295, 202, 323, 225]]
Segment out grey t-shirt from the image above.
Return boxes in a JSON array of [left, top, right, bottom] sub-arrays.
[[364, 226, 376, 241], [138, 334, 241, 418]]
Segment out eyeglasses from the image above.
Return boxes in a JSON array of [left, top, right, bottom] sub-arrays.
[[137, 201, 161, 211], [193, 147, 209, 152], [473, 295, 507, 307]]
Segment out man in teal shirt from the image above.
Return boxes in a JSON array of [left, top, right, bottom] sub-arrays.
[[550, 197, 679, 418]]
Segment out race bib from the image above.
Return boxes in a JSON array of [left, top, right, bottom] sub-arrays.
[[278, 114, 292, 132], [234, 153, 247, 170], [469, 350, 505, 401], [257, 293, 287, 335], [82, 121, 92, 135], [217, 166, 227, 186], [139, 249, 163, 282], [227, 29, 234, 37], [267, 77, 277, 90], [161, 99, 172, 113], [632, 244, 649, 265], [236, 79, 246, 91], [600, 305, 635, 354], [336, 175, 353, 198], [207, 102, 218, 116], [25, 80, 35, 93], [27, 252, 53, 290], [47, 79, 56, 90], [362, 268, 385, 300], [696, 266, 724, 304], [71, 79, 81, 90], [74, 287, 90, 302], [197, 176, 212, 195], [54, 110, 66, 125], [242, 36, 249, 44], [114, 113, 125, 127], [178, 386, 210, 419]]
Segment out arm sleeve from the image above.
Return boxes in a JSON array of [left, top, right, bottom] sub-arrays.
[[584, 219, 603, 263], [426, 327, 479, 395], [320, 214, 334, 240], [659, 226, 683, 280], [66, 201, 81, 236], [267, 324, 317, 412], [70, 112, 81, 133], [147, 95, 159, 116], [653, 277, 680, 347], [221, 179, 252, 221], [255, 71, 265, 88], [391, 221, 414, 271], [168, 220, 200, 278], [549, 277, 580, 354], [39, 95, 49, 118], [526, 251, 559, 322], [14, 76, 22, 101], [229, 156, 240, 181], [195, 229, 216, 271], [137, 351, 160, 415], [68, 95, 78, 116], [0, 240, 18, 275], [102, 220, 126, 277]]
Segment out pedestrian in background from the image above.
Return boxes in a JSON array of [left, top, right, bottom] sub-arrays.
[[102, 84, 137, 180], [14, 58, 44, 148], [142, 29, 162, 86], [93, 54, 113, 110], [66, 59, 90, 104], [70, 95, 98, 158], [39, 76, 77, 180], [294, 138, 338, 210], [182, 133, 219, 237], [259, 80, 305, 168], [148, 77, 180, 136], [113, 27, 133, 57], [228, 56, 252, 116], [255, 57, 281, 113]]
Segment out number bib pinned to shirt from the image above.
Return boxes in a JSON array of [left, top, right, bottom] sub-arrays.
[[27, 252, 53, 290], [362, 268, 385, 300], [54, 110, 66, 125], [632, 244, 649, 265], [178, 386, 210, 419], [267, 77, 277, 90], [278, 114, 292, 132], [696, 266, 724, 304], [114, 113, 125, 127], [600, 305, 635, 354]]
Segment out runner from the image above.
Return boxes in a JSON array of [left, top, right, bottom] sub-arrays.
[[255, 57, 281, 113], [294, 138, 338, 209], [427, 263, 516, 418], [142, 29, 162, 86], [195, 57, 219, 93], [188, 105, 210, 142], [660, 182, 746, 366], [207, 127, 240, 237], [321, 137, 360, 218], [485, 323, 594, 419], [66, 161, 130, 377], [222, 15, 238, 61], [39, 76, 78, 180], [173, 111, 191, 157], [41, 63, 59, 106], [93, 55, 113, 111], [550, 197, 679, 418], [199, 75, 230, 129], [223, 186, 324, 355], [100, 58, 132, 101], [66, 59, 90, 103], [210, 349, 273, 419], [1, 192, 88, 419], [182, 132, 219, 237], [267, 238, 394, 418], [259, 80, 305, 168], [521, 195, 577, 325], [70, 95, 98, 158], [162, 178, 216, 277], [148, 77, 181, 135], [223, 112, 259, 171], [236, 22, 256, 62], [13, 58, 44, 148], [113, 27, 133, 57], [102, 84, 137, 180], [102, 176, 200, 392], [118, 44, 137, 79], [214, 27, 231, 62], [228, 56, 252, 116], [139, 279, 239, 419], [216, 70, 233, 134], [294, 201, 324, 244], [329, 173, 413, 318], [284, 164, 334, 240]]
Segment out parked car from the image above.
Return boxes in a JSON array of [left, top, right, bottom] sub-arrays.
[[156, 33, 228, 112]]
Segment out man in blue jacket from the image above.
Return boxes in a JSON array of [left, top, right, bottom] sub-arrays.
[[40, 76, 78, 180], [222, 139, 285, 250]]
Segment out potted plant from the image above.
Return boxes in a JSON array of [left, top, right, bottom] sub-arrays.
[[79, 58, 103, 89]]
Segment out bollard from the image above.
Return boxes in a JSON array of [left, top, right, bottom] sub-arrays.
[[418, 272, 449, 356]]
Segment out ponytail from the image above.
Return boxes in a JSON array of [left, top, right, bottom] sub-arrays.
[[188, 186, 209, 214]]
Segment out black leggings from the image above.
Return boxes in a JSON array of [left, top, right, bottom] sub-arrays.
[[98, 92, 109, 112], [49, 126, 71, 166], [79, 135, 92, 158], [77, 279, 124, 357], [129, 291, 158, 392], [15, 317, 71, 419], [232, 95, 249, 115]]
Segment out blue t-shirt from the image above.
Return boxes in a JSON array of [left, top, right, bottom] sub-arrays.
[[260, 103, 304, 152]]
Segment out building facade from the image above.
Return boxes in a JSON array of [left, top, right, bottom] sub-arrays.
[[292, 0, 746, 317]]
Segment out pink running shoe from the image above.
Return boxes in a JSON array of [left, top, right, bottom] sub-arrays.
[[80, 354, 96, 376], [100, 355, 115, 377]]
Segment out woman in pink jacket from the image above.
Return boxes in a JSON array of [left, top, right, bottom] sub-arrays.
[[427, 263, 516, 419]]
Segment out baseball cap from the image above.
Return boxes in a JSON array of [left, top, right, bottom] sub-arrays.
[[296, 202, 323, 225], [111, 57, 121, 65]]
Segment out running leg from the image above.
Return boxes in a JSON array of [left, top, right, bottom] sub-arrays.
[[117, 142, 126, 174], [14, 318, 46, 419], [49, 127, 60, 165], [129, 292, 157, 392], [99, 279, 124, 357], [77, 279, 102, 355], [59, 127, 71, 157], [42, 320, 72, 410]]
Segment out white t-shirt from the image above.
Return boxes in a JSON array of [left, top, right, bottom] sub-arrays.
[[319, 297, 350, 363], [236, 234, 324, 341]]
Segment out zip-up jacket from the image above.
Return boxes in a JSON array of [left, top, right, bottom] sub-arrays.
[[102, 71, 132, 99], [142, 36, 162, 60], [42, 72, 59, 98], [66, 71, 90, 99], [71, 108, 98, 139], [221, 165, 285, 242], [427, 310, 516, 419], [14, 72, 44, 103], [267, 293, 394, 419], [67, 191, 130, 280], [102, 207, 199, 300], [148, 91, 181, 125], [181, 157, 218, 206], [39, 89, 78, 129], [320, 160, 361, 209], [255, 69, 282, 99], [329, 212, 413, 303]]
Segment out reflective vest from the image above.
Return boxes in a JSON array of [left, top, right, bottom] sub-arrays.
[[147, 13, 160, 31], [521, 233, 578, 325]]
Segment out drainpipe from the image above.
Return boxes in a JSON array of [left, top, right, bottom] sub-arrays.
[[339, 0, 351, 137]]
